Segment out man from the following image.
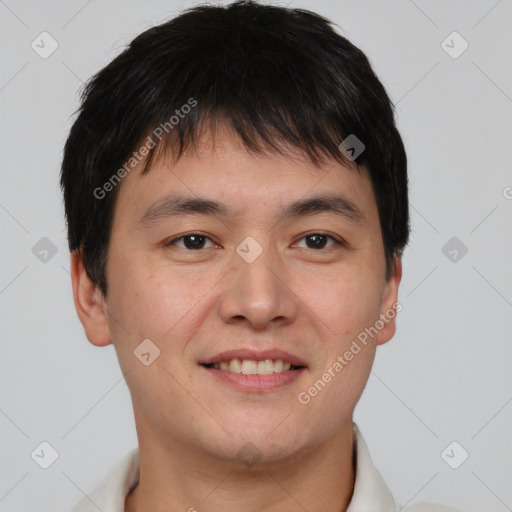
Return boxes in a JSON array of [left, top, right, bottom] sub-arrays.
[[61, 1, 462, 510]]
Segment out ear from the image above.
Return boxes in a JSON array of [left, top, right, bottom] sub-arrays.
[[70, 250, 113, 347], [375, 255, 403, 347]]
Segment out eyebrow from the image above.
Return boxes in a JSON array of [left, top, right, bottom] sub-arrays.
[[137, 193, 366, 227]]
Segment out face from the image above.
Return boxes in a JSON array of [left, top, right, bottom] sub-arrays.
[[73, 124, 401, 465]]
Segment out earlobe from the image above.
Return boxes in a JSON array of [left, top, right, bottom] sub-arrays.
[[70, 251, 113, 347], [375, 255, 403, 346]]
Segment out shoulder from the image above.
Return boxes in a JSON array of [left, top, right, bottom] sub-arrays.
[[403, 501, 465, 512]]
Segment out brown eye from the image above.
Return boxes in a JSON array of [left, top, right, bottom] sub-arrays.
[[293, 233, 343, 250], [165, 233, 214, 250]]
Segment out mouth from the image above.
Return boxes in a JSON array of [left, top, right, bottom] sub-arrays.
[[202, 359, 304, 374], [198, 349, 307, 392]]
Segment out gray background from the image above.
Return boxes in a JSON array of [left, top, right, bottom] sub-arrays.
[[1, 0, 511, 511]]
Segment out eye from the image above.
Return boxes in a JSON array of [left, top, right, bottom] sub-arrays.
[[165, 233, 215, 250], [293, 233, 344, 250], [164, 232, 344, 251]]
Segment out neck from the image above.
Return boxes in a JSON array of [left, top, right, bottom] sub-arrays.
[[125, 421, 356, 512]]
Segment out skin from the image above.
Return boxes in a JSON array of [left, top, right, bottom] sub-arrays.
[[71, 122, 402, 512]]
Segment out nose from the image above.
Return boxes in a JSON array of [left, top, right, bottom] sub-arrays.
[[218, 242, 299, 330]]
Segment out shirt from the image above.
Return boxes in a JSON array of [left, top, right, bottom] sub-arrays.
[[71, 423, 463, 512]]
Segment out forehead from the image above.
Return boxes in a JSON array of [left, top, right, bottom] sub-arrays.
[[113, 124, 378, 228]]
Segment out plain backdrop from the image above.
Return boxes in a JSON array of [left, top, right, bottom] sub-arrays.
[[0, 1, 511, 511]]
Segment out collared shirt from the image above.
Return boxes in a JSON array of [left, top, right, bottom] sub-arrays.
[[71, 423, 462, 512]]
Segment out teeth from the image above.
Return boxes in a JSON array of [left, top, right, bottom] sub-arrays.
[[241, 360, 258, 375], [257, 360, 274, 375], [229, 358, 241, 373], [210, 358, 299, 375]]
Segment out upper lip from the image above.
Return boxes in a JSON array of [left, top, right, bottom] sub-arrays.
[[199, 348, 307, 367]]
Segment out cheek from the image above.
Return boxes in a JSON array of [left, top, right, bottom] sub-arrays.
[[298, 265, 383, 345], [105, 267, 213, 431], [106, 257, 219, 353], [292, 265, 381, 408]]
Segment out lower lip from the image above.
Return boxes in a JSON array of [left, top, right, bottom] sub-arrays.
[[200, 365, 306, 392]]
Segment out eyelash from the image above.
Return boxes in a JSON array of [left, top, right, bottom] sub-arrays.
[[164, 232, 345, 251]]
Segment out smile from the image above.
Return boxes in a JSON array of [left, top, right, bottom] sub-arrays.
[[203, 358, 303, 375], [199, 348, 307, 391]]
